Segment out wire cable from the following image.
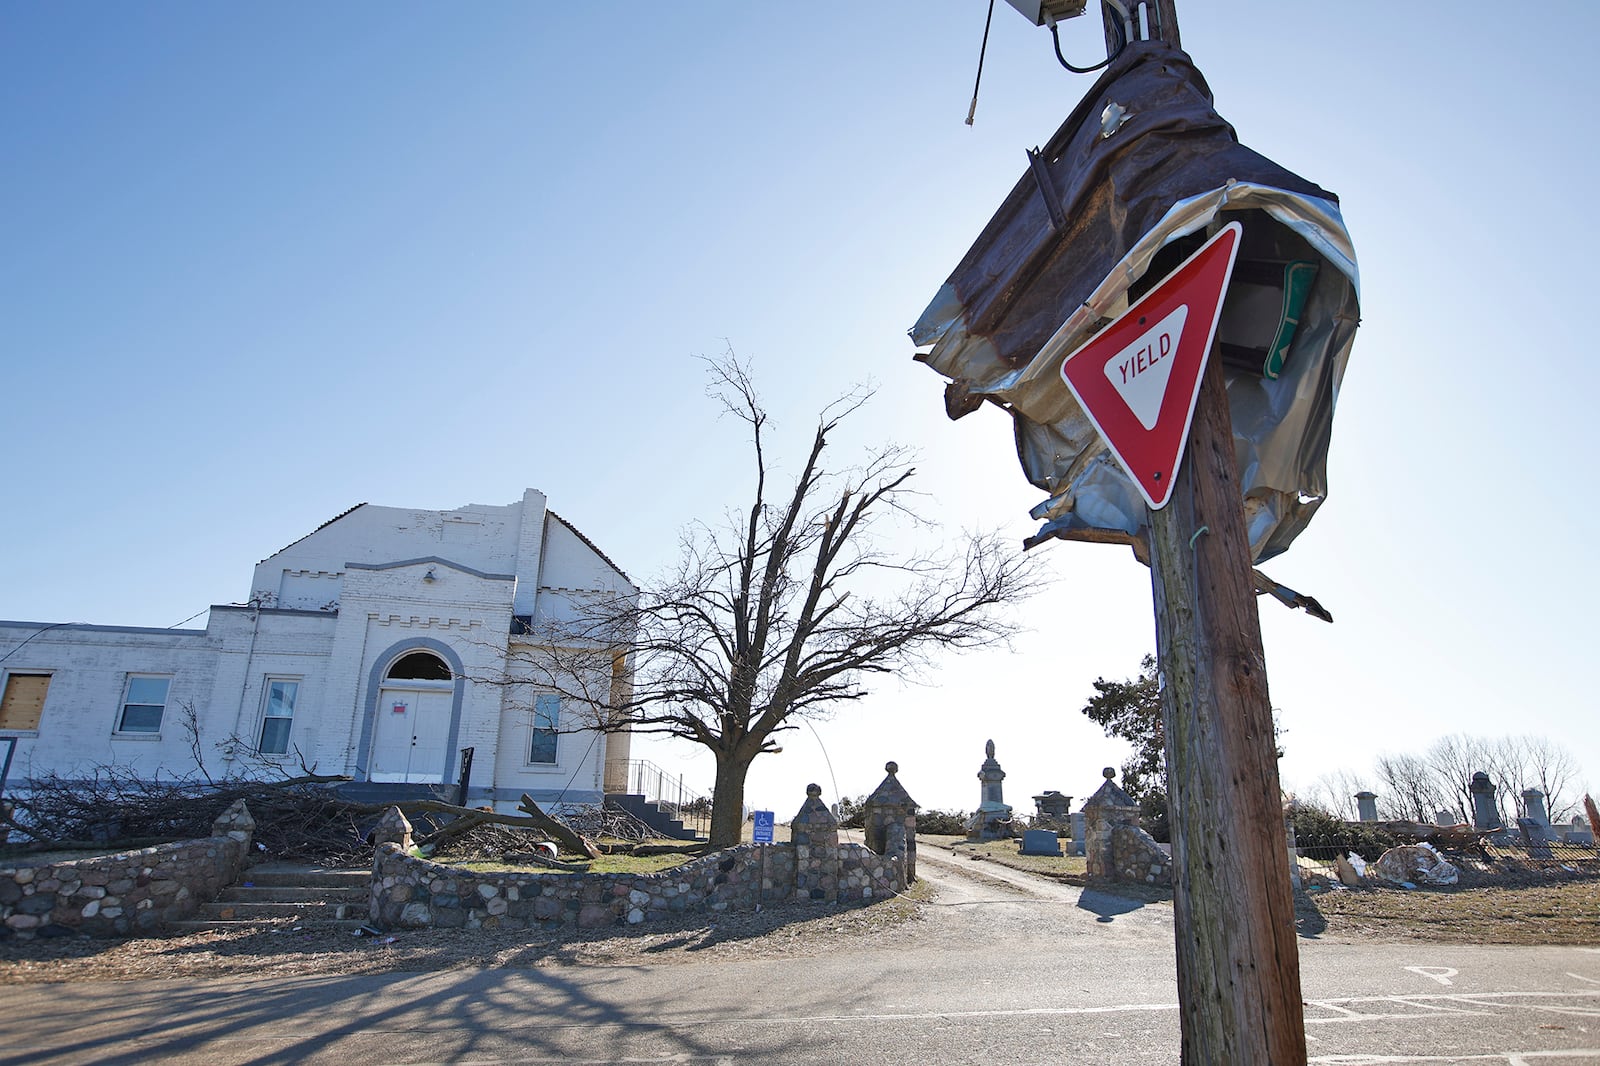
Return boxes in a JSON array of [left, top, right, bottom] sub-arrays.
[[965, 0, 996, 126], [551, 727, 601, 808], [1048, 9, 1126, 75], [0, 621, 78, 665], [801, 716, 855, 842], [169, 607, 210, 629]]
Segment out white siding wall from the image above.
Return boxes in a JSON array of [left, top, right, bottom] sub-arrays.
[[540, 517, 629, 592], [0, 623, 218, 782], [2, 490, 632, 807], [206, 607, 337, 777], [250, 498, 527, 607], [492, 650, 612, 810]]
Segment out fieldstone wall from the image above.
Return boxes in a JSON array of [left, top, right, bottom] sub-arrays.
[[0, 799, 255, 939], [1110, 824, 1172, 887], [370, 838, 904, 932]]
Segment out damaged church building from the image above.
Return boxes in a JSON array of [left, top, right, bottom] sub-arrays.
[[0, 489, 639, 812]]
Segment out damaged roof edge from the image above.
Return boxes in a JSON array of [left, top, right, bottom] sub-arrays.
[[547, 510, 635, 590], [258, 502, 368, 564]]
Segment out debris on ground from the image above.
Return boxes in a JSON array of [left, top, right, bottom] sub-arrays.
[[1372, 844, 1460, 887]]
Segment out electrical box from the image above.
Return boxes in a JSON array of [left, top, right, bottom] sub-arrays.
[[1003, 0, 1090, 25]]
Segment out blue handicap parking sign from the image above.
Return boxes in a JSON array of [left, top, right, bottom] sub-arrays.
[[752, 810, 775, 843]]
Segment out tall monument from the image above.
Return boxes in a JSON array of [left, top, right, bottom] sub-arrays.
[[966, 739, 1015, 840]]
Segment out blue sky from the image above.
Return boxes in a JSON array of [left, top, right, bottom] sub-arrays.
[[3, 2, 1595, 814]]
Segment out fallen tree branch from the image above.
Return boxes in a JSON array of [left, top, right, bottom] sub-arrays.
[[519, 794, 601, 859], [504, 850, 591, 872]]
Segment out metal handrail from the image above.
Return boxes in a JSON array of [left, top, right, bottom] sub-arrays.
[[604, 758, 710, 835]]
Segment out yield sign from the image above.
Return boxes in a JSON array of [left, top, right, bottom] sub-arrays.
[[1059, 221, 1243, 510]]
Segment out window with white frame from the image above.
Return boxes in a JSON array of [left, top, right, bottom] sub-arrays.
[[257, 678, 299, 755], [117, 675, 171, 734], [529, 693, 559, 764], [1, 672, 51, 731]]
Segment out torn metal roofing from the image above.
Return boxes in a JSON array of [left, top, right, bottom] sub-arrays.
[[911, 41, 1359, 562]]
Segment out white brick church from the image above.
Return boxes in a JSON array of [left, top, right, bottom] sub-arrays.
[[0, 489, 637, 811]]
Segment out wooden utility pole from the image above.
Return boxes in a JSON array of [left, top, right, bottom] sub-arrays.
[[1098, 4, 1307, 1056], [1148, 341, 1306, 1064]]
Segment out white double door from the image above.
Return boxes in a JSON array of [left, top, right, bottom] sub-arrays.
[[370, 684, 453, 783]]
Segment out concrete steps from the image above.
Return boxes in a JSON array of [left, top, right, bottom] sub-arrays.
[[168, 863, 371, 935], [606, 793, 702, 841]]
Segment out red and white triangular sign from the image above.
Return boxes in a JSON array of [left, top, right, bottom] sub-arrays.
[[1060, 221, 1242, 510]]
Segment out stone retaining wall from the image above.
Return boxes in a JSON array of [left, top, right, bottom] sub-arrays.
[[1110, 823, 1172, 887], [371, 840, 904, 932], [0, 799, 254, 939]]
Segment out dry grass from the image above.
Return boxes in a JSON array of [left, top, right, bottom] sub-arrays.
[[1298, 878, 1600, 945], [924, 834, 1091, 883], [448, 851, 695, 877]]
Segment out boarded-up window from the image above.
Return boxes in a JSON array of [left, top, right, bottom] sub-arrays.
[[0, 673, 50, 731]]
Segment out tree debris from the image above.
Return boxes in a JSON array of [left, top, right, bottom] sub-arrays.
[[1, 768, 671, 865]]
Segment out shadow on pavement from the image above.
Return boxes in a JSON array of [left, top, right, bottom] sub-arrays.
[[0, 967, 732, 1066], [1076, 884, 1168, 923], [1294, 891, 1328, 939]]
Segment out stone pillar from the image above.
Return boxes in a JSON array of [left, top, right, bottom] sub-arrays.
[[211, 799, 256, 846], [1285, 813, 1301, 890], [1083, 768, 1140, 880], [862, 761, 918, 883], [792, 784, 840, 902], [1469, 772, 1502, 830], [1522, 788, 1549, 826], [373, 806, 414, 851], [1354, 791, 1378, 822]]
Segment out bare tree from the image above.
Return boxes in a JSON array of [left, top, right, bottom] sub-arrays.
[[1424, 733, 1489, 825], [1373, 753, 1448, 823], [1331, 733, 1590, 829], [1482, 735, 1533, 825], [1521, 735, 1583, 822], [1304, 768, 1376, 822], [506, 353, 1045, 847]]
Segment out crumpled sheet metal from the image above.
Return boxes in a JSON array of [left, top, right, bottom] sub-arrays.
[[910, 41, 1360, 562]]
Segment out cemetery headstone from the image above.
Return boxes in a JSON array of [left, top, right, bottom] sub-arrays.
[[1470, 771, 1502, 830], [1020, 829, 1063, 856]]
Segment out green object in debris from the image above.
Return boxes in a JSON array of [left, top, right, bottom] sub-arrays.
[[1264, 260, 1319, 380]]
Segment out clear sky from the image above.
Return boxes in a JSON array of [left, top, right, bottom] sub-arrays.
[[3, 3, 1595, 817]]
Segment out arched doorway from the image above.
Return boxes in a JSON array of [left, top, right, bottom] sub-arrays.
[[368, 650, 455, 783]]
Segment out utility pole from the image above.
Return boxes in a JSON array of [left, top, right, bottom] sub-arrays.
[[936, 4, 1339, 1058], [1102, 4, 1307, 1062], [1150, 340, 1306, 1064]]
